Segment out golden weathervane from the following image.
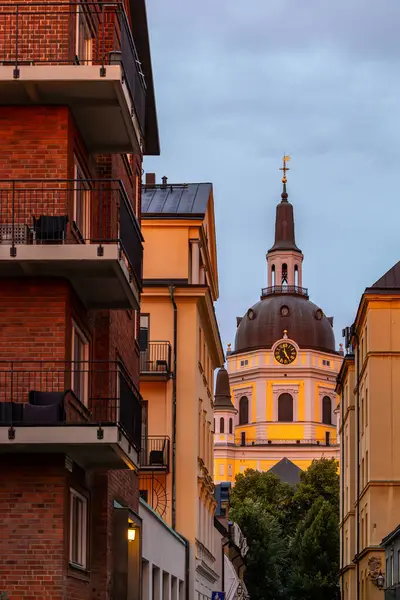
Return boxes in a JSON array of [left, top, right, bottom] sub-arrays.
[[280, 155, 291, 184]]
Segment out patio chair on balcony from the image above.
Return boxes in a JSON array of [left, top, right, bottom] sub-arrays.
[[23, 390, 67, 423], [32, 215, 69, 243], [149, 438, 167, 466]]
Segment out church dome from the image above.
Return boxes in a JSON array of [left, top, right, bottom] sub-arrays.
[[234, 293, 335, 354]]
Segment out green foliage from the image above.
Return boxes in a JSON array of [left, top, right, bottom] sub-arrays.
[[229, 459, 340, 600]]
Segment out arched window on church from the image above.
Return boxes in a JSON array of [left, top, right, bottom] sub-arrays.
[[220, 417, 225, 433], [282, 263, 288, 286], [229, 418, 233, 434], [271, 264, 276, 286], [322, 396, 332, 425], [278, 393, 293, 422], [294, 264, 299, 287], [239, 396, 249, 425]]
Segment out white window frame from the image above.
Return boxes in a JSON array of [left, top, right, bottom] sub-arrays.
[[69, 488, 88, 569], [71, 320, 89, 405], [73, 156, 91, 240], [76, 5, 93, 64]]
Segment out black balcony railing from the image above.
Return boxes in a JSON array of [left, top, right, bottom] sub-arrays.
[[0, 360, 142, 450], [261, 285, 309, 298], [235, 438, 338, 447], [0, 2, 146, 130], [140, 342, 171, 375], [0, 179, 143, 287], [140, 436, 170, 470]]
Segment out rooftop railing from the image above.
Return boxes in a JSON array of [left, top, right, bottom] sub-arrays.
[[235, 438, 338, 447], [0, 179, 143, 287], [261, 285, 309, 298], [0, 360, 142, 449], [0, 1, 146, 130]]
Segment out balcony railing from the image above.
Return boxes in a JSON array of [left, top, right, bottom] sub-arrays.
[[0, 179, 142, 286], [0, 1, 146, 130], [261, 285, 309, 298], [235, 438, 338, 447], [0, 360, 142, 449], [140, 436, 170, 471], [140, 342, 172, 376]]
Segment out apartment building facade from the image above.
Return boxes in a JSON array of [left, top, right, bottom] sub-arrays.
[[139, 174, 225, 600], [337, 262, 400, 600], [0, 0, 159, 597]]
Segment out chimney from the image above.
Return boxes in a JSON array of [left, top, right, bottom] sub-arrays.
[[161, 175, 168, 187], [145, 173, 156, 186]]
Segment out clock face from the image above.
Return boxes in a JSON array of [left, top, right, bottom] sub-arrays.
[[274, 342, 297, 365]]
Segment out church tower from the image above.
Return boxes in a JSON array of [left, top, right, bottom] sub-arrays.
[[214, 157, 342, 486]]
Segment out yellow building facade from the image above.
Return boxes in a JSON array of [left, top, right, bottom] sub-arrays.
[[337, 261, 400, 600], [214, 166, 340, 486], [139, 174, 224, 600]]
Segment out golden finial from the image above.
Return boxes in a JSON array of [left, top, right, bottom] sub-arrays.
[[279, 155, 291, 184], [283, 329, 288, 339]]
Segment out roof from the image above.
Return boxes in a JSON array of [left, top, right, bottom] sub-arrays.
[[142, 183, 212, 217], [381, 524, 400, 546], [269, 458, 302, 485], [268, 184, 301, 254], [129, 0, 160, 155], [214, 367, 236, 411], [369, 261, 400, 291]]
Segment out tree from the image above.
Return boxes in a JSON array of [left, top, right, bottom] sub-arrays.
[[229, 460, 340, 600], [230, 497, 288, 600], [287, 497, 340, 600]]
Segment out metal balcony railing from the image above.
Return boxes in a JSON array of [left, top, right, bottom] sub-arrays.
[[139, 436, 170, 470], [0, 179, 143, 286], [236, 438, 338, 447], [0, 2, 146, 130], [140, 342, 171, 375], [0, 360, 142, 449], [261, 285, 309, 298]]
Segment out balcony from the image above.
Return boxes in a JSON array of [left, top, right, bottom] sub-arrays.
[[0, 2, 146, 153], [0, 179, 142, 309], [0, 360, 142, 469], [140, 342, 172, 380], [261, 285, 309, 299], [139, 436, 170, 472]]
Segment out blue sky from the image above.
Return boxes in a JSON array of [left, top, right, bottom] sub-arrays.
[[144, 0, 400, 352]]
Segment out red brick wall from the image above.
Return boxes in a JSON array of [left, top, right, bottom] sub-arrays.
[[0, 455, 67, 600]]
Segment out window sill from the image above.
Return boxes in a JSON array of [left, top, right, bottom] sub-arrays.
[[68, 562, 90, 581]]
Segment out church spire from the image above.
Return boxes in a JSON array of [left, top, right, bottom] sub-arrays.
[[268, 155, 301, 254], [266, 156, 304, 289]]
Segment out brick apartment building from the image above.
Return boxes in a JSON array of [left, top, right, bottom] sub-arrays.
[[0, 0, 159, 597]]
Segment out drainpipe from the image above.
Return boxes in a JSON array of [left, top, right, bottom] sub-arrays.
[[340, 381, 345, 599], [221, 537, 230, 592], [353, 327, 360, 600], [178, 533, 190, 600], [169, 285, 177, 531]]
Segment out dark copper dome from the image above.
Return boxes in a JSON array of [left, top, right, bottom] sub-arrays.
[[234, 294, 335, 354]]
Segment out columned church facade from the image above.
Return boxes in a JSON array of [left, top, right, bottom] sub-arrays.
[[214, 160, 341, 485]]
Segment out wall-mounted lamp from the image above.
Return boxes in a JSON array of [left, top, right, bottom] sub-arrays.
[[128, 523, 136, 542], [376, 571, 385, 590]]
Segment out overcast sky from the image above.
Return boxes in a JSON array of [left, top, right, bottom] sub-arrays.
[[144, 0, 400, 353]]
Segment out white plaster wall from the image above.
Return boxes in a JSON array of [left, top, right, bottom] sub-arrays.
[[140, 499, 186, 583]]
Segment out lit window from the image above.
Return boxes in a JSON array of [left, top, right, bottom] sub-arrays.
[[76, 5, 93, 64], [73, 157, 91, 240], [69, 488, 88, 569], [72, 321, 89, 405]]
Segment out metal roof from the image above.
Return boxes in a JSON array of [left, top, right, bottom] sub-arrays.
[[141, 183, 211, 217], [269, 458, 302, 486]]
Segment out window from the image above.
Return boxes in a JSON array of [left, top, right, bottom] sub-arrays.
[[219, 464, 224, 476], [240, 359, 248, 367], [69, 488, 87, 569], [282, 263, 288, 285], [228, 464, 232, 476], [365, 389, 368, 427], [278, 393, 293, 422], [139, 490, 148, 503], [229, 418, 233, 434], [322, 396, 332, 425], [220, 417, 225, 434], [240, 432, 246, 446], [239, 396, 249, 425], [72, 322, 89, 405], [73, 156, 90, 239], [140, 314, 149, 352], [76, 4, 93, 64], [294, 264, 299, 286], [322, 359, 331, 366]]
